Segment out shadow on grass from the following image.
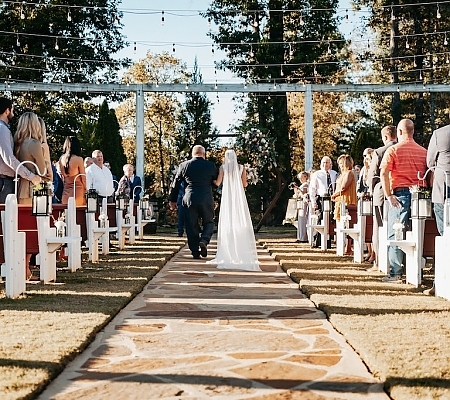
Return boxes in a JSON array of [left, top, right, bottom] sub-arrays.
[[385, 376, 450, 390]]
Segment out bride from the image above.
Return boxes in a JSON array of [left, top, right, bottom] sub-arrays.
[[208, 149, 261, 271]]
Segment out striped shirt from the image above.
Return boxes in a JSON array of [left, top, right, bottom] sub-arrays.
[[380, 138, 427, 190]]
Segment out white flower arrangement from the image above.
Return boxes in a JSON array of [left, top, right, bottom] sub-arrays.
[[53, 214, 66, 237], [393, 220, 404, 230], [98, 212, 108, 227], [342, 213, 351, 222], [244, 163, 260, 185]]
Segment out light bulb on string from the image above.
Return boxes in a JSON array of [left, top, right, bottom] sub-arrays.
[[16, 35, 20, 47], [211, 45, 215, 56], [207, 17, 211, 26], [345, 9, 349, 22], [67, 9, 71, 22], [289, 44, 293, 57], [172, 43, 176, 53], [250, 45, 254, 58], [161, 11, 164, 26], [391, 7, 395, 21], [414, 55, 417, 68], [280, 65, 284, 76], [20, 5, 25, 20], [216, 93, 219, 103], [446, 56, 449, 64], [299, 14, 304, 26], [419, 70, 423, 80], [437, 4, 441, 19], [328, 44, 332, 54], [133, 42, 136, 53], [405, 37, 409, 49], [55, 39, 59, 50], [445, 33, 448, 46], [273, 81, 277, 89], [214, 80, 218, 90]]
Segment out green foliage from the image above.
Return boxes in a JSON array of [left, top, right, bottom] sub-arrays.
[[176, 58, 219, 157], [92, 100, 127, 178], [0, 0, 129, 156], [205, 1, 348, 223], [353, 1, 450, 144]]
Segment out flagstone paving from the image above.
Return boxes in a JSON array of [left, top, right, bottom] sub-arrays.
[[39, 240, 388, 400]]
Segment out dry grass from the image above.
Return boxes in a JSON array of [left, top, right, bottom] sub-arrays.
[[257, 235, 450, 400], [0, 230, 185, 400]]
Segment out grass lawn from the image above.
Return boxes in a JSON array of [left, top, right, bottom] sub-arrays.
[[257, 230, 450, 400], [0, 230, 185, 400]]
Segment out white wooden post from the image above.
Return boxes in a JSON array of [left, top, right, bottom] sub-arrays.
[[127, 201, 136, 244], [1, 194, 26, 298], [378, 200, 390, 274], [86, 212, 100, 262], [335, 202, 347, 256], [435, 199, 450, 299], [100, 198, 110, 255], [387, 217, 426, 287], [65, 197, 81, 272], [116, 208, 127, 250], [340, 200, 366, 263], [304, 84, 313, 171]]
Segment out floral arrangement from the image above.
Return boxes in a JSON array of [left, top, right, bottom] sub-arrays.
[[124, 213, 131, 224], [98, 213, 108, 222], [244, 163, 260, 185], [393, 219, 404, 230], [409, 185, 431, 197], [341, 213, 351, 222], [32, 181, 54, 193], [238, 128, 278, 171], [53, 212, 66, 237]]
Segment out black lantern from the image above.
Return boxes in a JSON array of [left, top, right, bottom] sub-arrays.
[[359, 195, 373, 216], [85, 189, 98, 213], [32, 185, 52, 216], [115, 192, 128, 211], [321, 194, 331, 212], [411, 191, 432, 219]]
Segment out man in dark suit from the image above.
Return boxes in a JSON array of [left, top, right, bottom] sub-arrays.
[[367, 125, 397, 270], [169, 145, 218, 259], [427, 124, 450, 236]]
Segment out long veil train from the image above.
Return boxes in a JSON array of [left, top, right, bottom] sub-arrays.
[[208, 150, 261, 271]]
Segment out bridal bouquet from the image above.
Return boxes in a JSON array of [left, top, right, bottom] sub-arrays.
[[244, 164, 260, 185]]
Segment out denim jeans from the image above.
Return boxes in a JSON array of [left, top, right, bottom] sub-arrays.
[[433, 202, 444, 236], [387, 189, 411, 277]]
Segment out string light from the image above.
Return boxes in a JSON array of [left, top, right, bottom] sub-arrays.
[[406, 36, 410, 49], [161, 11, 164, 26], [133, 42, 136, 53], [172, 43, 175, 53], [211, 45, 215, 56], [67, 9, 71, 22], [16, 34, 20, 47], [54, 38, 59, 50], [437, 4, 441, 19]]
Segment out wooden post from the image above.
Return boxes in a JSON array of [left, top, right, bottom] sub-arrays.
[[1, 194, 26, 298], [66, 197, 82, 272]]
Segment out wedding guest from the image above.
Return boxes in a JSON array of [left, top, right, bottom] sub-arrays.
[[116, 164, 142, 203], [86, 150, 114, 203], [331, 154, 357, 254], [357, 148, 375, 263], [84, 157, 93, 168], [367, 125, 397, 271], [0, 97, 41, 203], [424, 123, 450, 295], [58, 136, 86, 206], [295, 171, 309, 243], [308, 156, 337, 248], [14, 112, 50, 280], [380, 119, 427, 283]]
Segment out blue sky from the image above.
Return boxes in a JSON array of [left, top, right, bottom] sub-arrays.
[[115, 1, 358, 135], [116, 0, 242, 135]]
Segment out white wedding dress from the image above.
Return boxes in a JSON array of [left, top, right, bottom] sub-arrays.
[[208, 150, 261, 271]]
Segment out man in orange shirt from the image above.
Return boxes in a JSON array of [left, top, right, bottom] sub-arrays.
[[380, 119, 427, 283]]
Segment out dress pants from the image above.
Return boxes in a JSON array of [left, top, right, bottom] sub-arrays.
[[184, 203, 215, 257]]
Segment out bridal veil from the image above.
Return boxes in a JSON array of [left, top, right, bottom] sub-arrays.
[[209, 149, 260, 271]]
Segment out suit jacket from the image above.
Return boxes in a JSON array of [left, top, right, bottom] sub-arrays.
[[427, 124, 450, 204], [130, 175, 142, 202], [367, 140, 397, 206], [169, 157, 218, 207]]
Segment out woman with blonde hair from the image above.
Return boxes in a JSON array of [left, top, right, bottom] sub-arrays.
[[14, 112, 51, 280], [14, 112, 50, 204]]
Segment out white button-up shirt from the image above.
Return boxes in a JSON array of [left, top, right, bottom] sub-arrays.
[[86, 163, 114, 197], [309, 169, 338, 206]]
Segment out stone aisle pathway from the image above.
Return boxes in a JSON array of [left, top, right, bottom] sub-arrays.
[[39, 240, 388, 400]]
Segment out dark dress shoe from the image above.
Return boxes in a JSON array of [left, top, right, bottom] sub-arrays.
[[199, 241, 207, 257], [192, 254, 201, 259]]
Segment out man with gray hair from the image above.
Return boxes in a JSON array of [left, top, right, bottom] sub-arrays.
[[169, 145, 218, 259]]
